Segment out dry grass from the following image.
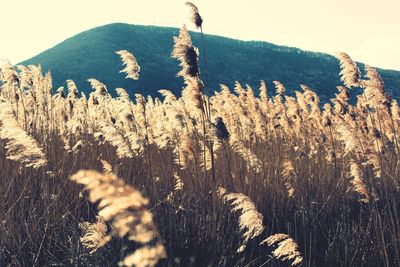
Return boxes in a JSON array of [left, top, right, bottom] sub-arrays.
[[1, 3, 400, 267]]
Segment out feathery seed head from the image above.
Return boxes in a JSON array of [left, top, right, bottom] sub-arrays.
[[260, 233, 303, 266], [336, 52, 361, 88], [116, 50, 141, 80], [185, 2, 203, 28]]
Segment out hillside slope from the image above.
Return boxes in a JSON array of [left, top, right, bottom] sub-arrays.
[[21, 23, 400, 100]]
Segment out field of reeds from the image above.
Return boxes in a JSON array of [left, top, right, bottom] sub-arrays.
[[1, 3, 400, 267]]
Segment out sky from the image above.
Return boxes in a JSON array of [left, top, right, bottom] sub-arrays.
[[0, 0, 399, 70]]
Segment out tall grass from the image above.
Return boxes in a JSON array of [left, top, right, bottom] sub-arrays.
[[1, 2, 400, 266]]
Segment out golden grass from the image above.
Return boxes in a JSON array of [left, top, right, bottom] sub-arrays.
[[0, 2, 400, 266]]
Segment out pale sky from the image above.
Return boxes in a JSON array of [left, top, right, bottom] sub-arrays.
[[0, 0, 399, 70]]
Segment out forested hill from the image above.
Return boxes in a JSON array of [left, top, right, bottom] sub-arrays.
[[21, 23, 400, 100]]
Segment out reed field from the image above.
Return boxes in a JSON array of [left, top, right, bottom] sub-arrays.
[[1, 2, 400, 267]]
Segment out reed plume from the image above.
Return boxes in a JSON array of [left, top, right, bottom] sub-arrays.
[[88, 78, 108, 96], [100, 159, 113, 174], [273, 81, 286, 95], [79, 216, 109, 254], [218, 187, 265, 252], [362, 65, 391, 110], [259, 80, 268, 102], [229, 135, 263, 173], [116, 50, 141, 80], [349, 160, 370, 202], [97, 122, 135, 159], [260, 233, 303, 266], [171, 25, 200, 79], [66, 79, 79, 98], [70, 170, 166, 266], [122, 244, 166, 267], [171, 25, 203, 109], [166, 172, 184, 204], [0, 98, 47, 169], [185, 2, 203, 28], [336, 52, 361, 88], [282, 159, 296, 198]]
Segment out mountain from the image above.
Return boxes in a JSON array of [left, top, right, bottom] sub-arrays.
[[20, 23, 400, 101]]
